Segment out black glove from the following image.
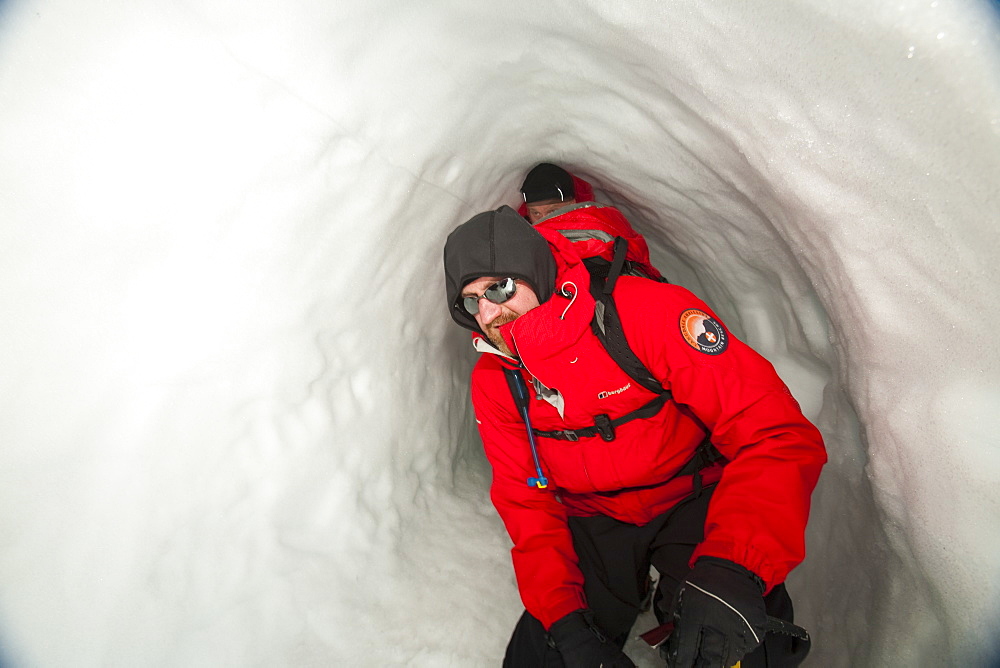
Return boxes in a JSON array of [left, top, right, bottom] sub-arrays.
[[664, 557, 767, 668], [548, 609, 636, 668]]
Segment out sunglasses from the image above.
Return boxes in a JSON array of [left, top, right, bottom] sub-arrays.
[[460, 277, 518, 315]]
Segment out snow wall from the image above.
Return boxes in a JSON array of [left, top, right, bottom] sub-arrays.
[[1, 1, 999, 666]]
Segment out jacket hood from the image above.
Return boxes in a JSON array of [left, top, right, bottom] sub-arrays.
[[444, 205, 558, 333]]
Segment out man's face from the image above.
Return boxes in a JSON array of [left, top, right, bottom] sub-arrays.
[[461, 276, 540, 356], [526, 197, 575, 224]]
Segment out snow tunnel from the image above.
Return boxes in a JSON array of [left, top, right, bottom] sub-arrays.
[[1, 1, 998, 666]]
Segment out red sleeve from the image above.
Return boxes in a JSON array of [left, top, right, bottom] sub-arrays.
[[622, 281, 827, 590], [470, 362, 588, 628]]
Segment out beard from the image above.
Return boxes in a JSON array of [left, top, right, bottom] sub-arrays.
[[484, 313, 518, 357]]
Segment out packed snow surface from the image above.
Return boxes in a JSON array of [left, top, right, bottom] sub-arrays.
[[1, 1, 999, 666]]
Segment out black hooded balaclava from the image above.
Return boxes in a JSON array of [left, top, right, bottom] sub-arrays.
[[443, 205, 557, 333], [520, 163, 575, 204]]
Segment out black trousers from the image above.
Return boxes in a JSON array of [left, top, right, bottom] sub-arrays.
[[502, 487, 799, 667]]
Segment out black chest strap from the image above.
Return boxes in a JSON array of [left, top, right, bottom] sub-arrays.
[[530, 395, 667, 442]]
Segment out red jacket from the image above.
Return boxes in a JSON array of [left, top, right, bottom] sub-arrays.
[[534, 202, 663, 281], [469, 227, 826, 629]]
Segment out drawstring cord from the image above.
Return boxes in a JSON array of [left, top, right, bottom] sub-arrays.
[[559, 281, 578, 320]]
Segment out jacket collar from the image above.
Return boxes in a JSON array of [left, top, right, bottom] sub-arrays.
[[472, 334, 518, 364], [469, 229, 596, 373]]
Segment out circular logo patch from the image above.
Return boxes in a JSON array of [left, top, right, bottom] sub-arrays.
[[679, 309, 728, 355]]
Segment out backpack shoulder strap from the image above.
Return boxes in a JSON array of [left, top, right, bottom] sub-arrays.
[[587, 239, 726, 487], [590, 237, 668, 397], [603, 236, 630, 294]]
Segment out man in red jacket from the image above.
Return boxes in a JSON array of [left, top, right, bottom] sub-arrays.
[[443, 206, 826, 667], [517, 162, 662, 282]]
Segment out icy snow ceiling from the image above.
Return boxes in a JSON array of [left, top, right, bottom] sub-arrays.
[[1, 1, 999, 666]]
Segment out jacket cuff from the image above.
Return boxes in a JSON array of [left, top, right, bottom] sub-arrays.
[[690, 539, 779, 594], [538, 590, 589, 630]]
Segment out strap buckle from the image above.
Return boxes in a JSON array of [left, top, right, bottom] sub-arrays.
[[560, 430, 580, 442], [594, 414, 616, 441]]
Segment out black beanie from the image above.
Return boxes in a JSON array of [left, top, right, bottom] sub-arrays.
[[520, 163, 575, 204], [443, 206, 557, 333]]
